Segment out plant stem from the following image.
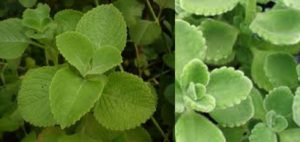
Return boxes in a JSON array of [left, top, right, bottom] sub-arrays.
[[245, 0, 256, 24], [118, 64, 124, 72], [134, 44, 142, 76], [29, 41, 46, 49], [145, 0, 160, 25], [94, 0, 99, 6], [151, 116, 169, 142]]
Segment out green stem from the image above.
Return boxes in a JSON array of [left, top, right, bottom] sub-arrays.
[[145, 0, 160, 25], [151, 116, 169, 142], [29, 41, 46, 49], [134, 44, 142, 76], [245, 0, 256, 24], [118, 64, 124, 72], [94, 0, 99, 6]]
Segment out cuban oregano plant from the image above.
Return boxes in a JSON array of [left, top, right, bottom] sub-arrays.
[[0, 0, 174, 141], [176, 0, 300, 141]]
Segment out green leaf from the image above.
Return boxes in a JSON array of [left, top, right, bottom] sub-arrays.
[[22, 3, 52, 32], [200, 19, 238, 64], [206, 67, 253, 109], [292, 87, 300, 126], [129, 20, 162, 45], [221, 127, 247, 142], [175, 19, 206, 78], [180, 0, 240, 16], [175, 111, 226, 142], [249, 123, 277, 142], [54, 9, 83, 33], [0, 110, 23, 132], [49, 67, 105, 128], [19, 0, 37, 8], [180, 59, 209, 89], [56, 31, 94, 76], [37, 127, 65, 142], [18, 67, 58, 127], [0, 18, 28, 59], [279, 128, 300, 142], [163, 52, 175, 69], [58, 133, 97, 142], [296, 64, 300, 81], [94, 72, 156, 130], [264, 86, 293, 117], [265, 111, 288, 133], [250, 9, 300, 45], [184, 93, 216, 113], [113, 0, 144, 26], [280, 0, 300, 10], [21, 131, 36, 142], [175, 81, 185, 113], [114, 127, 152, 142], [154, 0, 174, 9], [87, 45, 122, 75], [264, 53, 298, 89], [210, 97, 254, 127], [250, 88, 266, 120], [76, 4, 127, 51]]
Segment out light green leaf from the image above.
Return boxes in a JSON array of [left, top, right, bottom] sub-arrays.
[[206, 67, 253, 109], [87, 45, 122, 75], [184, 93, 216, 113], [200, 19, 238, 63], [292, 87, 300, 126], [94, 72, 156, 130], [18, 67, 58, 127], [250, 88, 266, 120], [58, 133, 97, 142], [129, 20, 162, 45], [175, 19, 206, 78], [250, 9, 300, 45], [180, 59, 209, 89], [19, 0, 37, 8], [113, 0, 144, 26], [49, 67, 105, 128], [56, 31, 94, 76], [175, 111, 226, 142], [279, 128, 300, 142], [210, 97, 254, 127], [264, 86, 293, 117], [54, 9, 83, 33], [175, 81, 185, 113], [281, 0, 300, 10], [114, 127, 152, 142], [76, 4, 127, 51], [296, 64, 300, 81], [180, 0, 240, 16], [266, 111, 288, 133], [264, 53, 298, 89], [0, 18, 28, 59], [22, 3, 52, 32], [221, 127, 247, 142], [249, 123, 277, 142]]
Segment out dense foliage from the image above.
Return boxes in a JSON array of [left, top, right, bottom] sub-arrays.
[[175, 0, 300, 142], [0, 0, 174, 141]]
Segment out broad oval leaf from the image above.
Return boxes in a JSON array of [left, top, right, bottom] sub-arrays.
[[180, 59, 209, 89], [250, 9, 300, 45], [175, 19, 206, 78], [249, 123, 277, 142], [54, 9, 83, 33], [58, 133, 97, 142], [180, 0, 240, 16], [87, 45, 122, 75], [49, 67, 105, 128], [206, 67, 253, 109], [0, 18, 28, 59], [76, 4, 127, 51], [210, 97, 254, 127], [18, 67, 58, 127], [175, 111, 226, 142], [37, 127, 64, 142], [264, 86, 293, 117], [129, 20, 162, 45], [266, 111, 288, 133], [292, 87, 300, 126], [56, 31, 94, 76], [113, 0, 144, 26], [279, 128, 300, 142], [19, 0, 37, 8], [200, 19, 238, 64], [94, 72, 156, 130], [264, 53, 298, 89]]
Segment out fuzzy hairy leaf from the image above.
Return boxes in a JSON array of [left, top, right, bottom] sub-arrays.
[[206, 67, 253, 109], [54, 9, 83, 33], [250, 9, 300, 45], [56, 31, 94, 76], [180, 0, 240, 16], [249, 123, 277, 142], [210, 97, 254, 127], [0, 18, 28, 59], [94, 72, 156, 130], [266, 111, 288, 133], [18, 67, 58, 127], [175, 19, 206, 78], [76, 4, 127, 51], [279, 128, 300, 142], [175, 111, 225, 142], [292, 87, 300, 126], [250, 88, 266, 120], [114, 0, 144, 26], [49, 67, 105, 128], [129, 20, 162, 45], [281, 0, 300, 10]]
